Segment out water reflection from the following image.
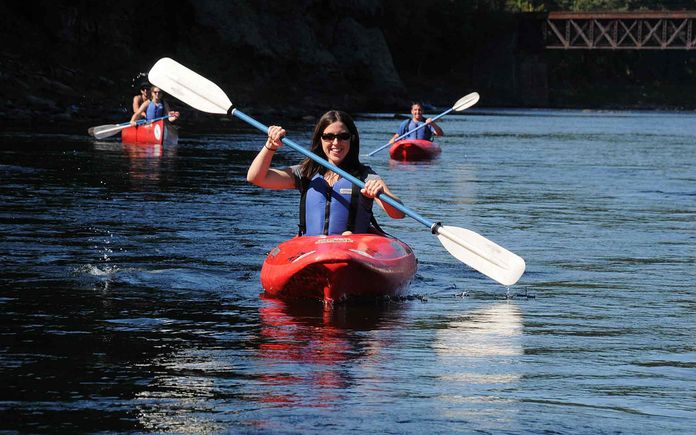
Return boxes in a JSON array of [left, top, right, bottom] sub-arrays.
[[91, 141, 177, 183], [430, 302, 524, 428], [435, 302, 524, 385], [123, 142, 163, 159], [132, 300, 404, 432], [257, 299, 400, 407], [387, 158, 438, 169], [122, 143, 176, 183]]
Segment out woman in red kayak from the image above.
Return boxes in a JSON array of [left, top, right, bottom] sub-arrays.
[[130, 86, 180, 125], [247, 110, 405, 236], [389, 101, 444, 144]]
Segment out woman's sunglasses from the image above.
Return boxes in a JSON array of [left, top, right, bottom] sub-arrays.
[[321, 132, 351, 141]]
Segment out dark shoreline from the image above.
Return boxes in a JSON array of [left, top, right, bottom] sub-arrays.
[[3, 104, 696, 137], [3, 2, 696, 135]]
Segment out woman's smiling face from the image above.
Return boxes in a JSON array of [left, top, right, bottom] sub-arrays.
[[320, 121, 351, 165]]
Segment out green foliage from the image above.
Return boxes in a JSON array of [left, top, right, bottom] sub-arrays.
[[506, 0, 547, 11]]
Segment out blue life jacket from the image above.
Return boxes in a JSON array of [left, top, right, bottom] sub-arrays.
[[398, 119, 433, 141], [146, 101, 165, 121], [298, 171, 375, 236]]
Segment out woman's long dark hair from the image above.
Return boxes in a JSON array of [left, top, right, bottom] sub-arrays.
[[299, 110, 362, 179]]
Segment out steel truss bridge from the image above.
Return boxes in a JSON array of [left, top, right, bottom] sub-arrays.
[[545, 11, 696, 49]]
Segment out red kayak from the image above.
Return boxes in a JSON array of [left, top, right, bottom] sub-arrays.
[[389, 139, 441, 161], [121, 119, 178, 145], [261, 234, 417, 304]]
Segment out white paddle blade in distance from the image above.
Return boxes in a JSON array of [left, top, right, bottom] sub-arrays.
[[436, 225, 525, 286], [148, 58, 231, 115], [87, 126, 101, 138], [453, 92, 480, 112], [89, 124, 126, 139]]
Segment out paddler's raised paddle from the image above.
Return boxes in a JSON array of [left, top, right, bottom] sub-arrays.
[[88, 115, 173, 140], [367, 93, 480, 156], [147, 58, 525, 286]]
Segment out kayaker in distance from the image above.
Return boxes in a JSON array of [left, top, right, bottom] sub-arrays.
[[130, 86, 180, 125], [389, 101, 444, 144], [247, 110, 405, 236], [132, 82, 151, 119]]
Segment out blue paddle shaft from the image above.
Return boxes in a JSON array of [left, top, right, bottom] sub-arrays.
[[137, 114, 172, 125], [367, 108, 453, 156], [232, 109, 436, 229], [115, 115, 171, 127]]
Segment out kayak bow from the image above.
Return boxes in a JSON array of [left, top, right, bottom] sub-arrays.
[[261, 234, 417, 304], [389, 139, 442, 161]]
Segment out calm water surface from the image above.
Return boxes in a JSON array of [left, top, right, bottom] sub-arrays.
[[1, 109, 695, 433]]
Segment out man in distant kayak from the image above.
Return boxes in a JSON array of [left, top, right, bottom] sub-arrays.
[[132, 82, 151, 119], [130, 86, 180, 125], [390, 102, 444, 143]]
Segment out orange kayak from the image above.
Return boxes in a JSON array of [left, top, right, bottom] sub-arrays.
[[261, 234, 417, 304]]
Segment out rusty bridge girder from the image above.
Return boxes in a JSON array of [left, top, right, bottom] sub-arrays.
[[545, 11, 696, 49]]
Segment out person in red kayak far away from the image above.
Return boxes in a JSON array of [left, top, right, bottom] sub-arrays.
[[247, 110, 405, 236], [132, 82, 151, 119], [389, 101, 444, 144], [130, 86, 180, 125]]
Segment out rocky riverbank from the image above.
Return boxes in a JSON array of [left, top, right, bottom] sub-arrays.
[[0, 1, 409, 133]]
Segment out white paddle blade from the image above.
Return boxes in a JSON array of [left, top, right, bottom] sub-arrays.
[[452, 92, 480, 112], [436, 225, 525, 286], [89, 124, 127, 139], [148, 58, 231, 115]]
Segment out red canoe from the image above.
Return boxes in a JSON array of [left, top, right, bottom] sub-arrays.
[[261, 234, 417, 304], [389, 139, 441, 161], [121, 119, 178, 145]]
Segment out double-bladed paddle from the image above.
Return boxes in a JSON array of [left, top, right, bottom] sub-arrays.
[[147, 57, 525, 286], [88, 115, 173, 140], [367, 93, 480, 156]]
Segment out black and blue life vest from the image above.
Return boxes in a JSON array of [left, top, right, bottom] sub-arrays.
[[298, 169, 375, 236], [398, 119, 433, 141], [146, 101, 165, 121]]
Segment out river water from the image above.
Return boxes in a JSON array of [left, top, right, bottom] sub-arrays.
[[1, 109, 694, 433]]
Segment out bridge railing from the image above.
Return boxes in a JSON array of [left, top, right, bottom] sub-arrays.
[[546, 11, 696, 49]]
